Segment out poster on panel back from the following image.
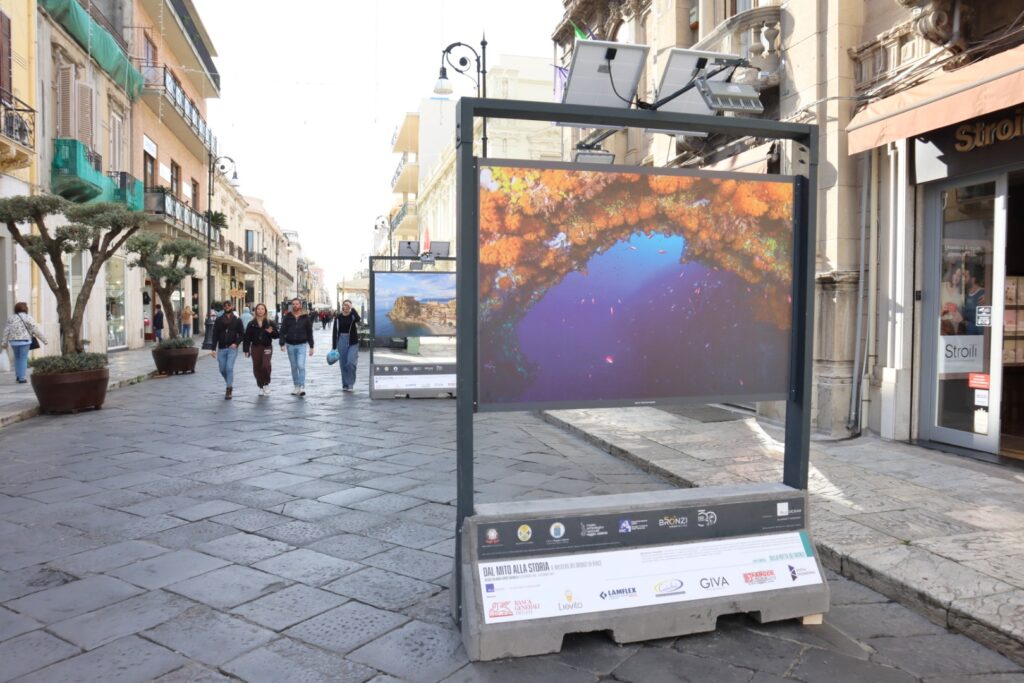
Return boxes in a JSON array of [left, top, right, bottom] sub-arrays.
[[476, 161, 795, 411]]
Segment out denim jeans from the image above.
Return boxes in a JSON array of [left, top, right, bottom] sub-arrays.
[[10, 341, 30, 381], [154, 328, 163, 342], [181, 324, 191, 337], [337, 336, 358, 388], [285, 343, 307, 387], [217, 346, 238, 388]]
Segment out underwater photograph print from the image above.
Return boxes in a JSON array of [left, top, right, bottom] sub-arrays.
[[477, 162, 795, 410]]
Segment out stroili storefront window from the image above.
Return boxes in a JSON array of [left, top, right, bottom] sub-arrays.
[[917, 106, 1024, 461], [106, 257, 127, 350]]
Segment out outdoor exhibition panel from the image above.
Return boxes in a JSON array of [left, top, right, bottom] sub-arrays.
[[368, 256, 457, 399], [453, 98, 820, 659], [460, 484, 828, 660]]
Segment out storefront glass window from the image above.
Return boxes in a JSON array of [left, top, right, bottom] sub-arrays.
[[106, 257, 127, 349], [935, 181, 995, 434]]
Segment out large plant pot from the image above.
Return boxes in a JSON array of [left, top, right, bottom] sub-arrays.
[[152, 347, 199, 375], [31, 368, 109, 414]]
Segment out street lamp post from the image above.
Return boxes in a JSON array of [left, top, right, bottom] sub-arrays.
[[206, 153, 236, 323], [433, 36, 488, 156]]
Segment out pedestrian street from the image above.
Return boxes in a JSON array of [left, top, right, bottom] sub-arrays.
[[0, 329, 1020, 682]]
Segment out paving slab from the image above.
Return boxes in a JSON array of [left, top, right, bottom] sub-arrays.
[[144, 606, 276, 667], [6, 574, 143, 623], [285, 601, 409, 654], [48, 589, 195, 650], [224, 637, 376, 683], [230, 584, 347, 630], [167, 565, 287, 608], [14, 635, 186, 683], [0, 629, 80, 682], [108, 549, 230, 589]]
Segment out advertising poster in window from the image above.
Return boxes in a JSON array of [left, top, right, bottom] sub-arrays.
[[476, 162, 795, 410]]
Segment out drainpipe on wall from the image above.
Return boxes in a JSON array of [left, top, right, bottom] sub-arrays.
[[847, 151, 871, 432], [863, 147, 880, 431]]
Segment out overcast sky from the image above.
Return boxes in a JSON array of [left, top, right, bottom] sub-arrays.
[[194, 0, 565, 292]]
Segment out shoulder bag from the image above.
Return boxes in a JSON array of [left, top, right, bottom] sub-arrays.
[[18, 314, 40, 350]]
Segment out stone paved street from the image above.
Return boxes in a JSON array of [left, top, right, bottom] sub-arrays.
[[1, 331, 1022, 682]]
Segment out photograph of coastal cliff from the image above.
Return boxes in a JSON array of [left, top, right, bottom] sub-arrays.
[[374, 272, 457, 337]]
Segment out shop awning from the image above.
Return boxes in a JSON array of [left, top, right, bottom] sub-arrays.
[[847, 43, 1024, 155]]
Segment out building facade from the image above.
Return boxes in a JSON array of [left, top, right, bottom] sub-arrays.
[[243, 196, 293, 319], [0, 0, 39, 326], [550, 0, 1024, 463]]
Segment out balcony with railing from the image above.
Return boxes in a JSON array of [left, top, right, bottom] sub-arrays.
[[0, 91, 36, 171], [144, 190, 217, 243], [694, 2, 782, 90], [107, 171, 144, 211], [391, 152, 419, 194], [52, 138, 107, 203], [136, 64, 217, 159], [138, 0, 220, 94], [390, 200, 418, 240]]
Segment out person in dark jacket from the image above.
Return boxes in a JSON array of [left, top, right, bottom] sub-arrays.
[[243, 303, 278, 397], [152, 304, 164, 342], [210, 300, 245, 399], [331, 299, 361, 392], [279, 298, 314, 396]]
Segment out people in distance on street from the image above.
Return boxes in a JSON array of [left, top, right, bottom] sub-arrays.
[[1, 302, 47, 384], [243, 303, 278, 397], [210, 299, 245, 400], [241, 305, 253, 328], [331, 299, 361, 392], [152, 303, 164, 343], [180, 305, 194, 337], [279, 297, 314, 396]]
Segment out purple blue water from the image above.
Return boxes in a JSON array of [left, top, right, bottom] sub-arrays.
[[483, 232, 789, 406]]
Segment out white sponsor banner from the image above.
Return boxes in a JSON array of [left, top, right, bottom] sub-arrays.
[[143, 135, 158, 157], [479, 532, 821, 624], [159, 163, 172, 182], [373, 374, 456, 391], [938, 335, 985, 374]]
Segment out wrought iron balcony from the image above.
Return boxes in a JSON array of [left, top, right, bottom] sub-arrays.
[[108, 171, 144, 211], [144, 190, 217, 242], [1, 90, 36, 172], [694, 3, 782, 90], [137, 63, 217, 158], [390, 200, 418, 238], [52, 138, 107, 203]]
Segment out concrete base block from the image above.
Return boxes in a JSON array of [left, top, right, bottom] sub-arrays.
[[459, 483, 830, 661]]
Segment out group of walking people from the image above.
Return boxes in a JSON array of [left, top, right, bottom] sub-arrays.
[[209, 298, 361, 399]]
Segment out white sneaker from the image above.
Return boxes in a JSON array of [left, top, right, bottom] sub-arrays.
[[291, 385, 300, 396], [299, 385, 306, 396]]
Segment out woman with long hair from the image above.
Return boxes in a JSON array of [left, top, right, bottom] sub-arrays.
[[180, 305, 194, 337], [243, 303, 278, 396]]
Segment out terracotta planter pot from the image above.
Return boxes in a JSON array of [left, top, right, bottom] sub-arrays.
[[31, 368, 109, 414], [152, 347, 199, 375]]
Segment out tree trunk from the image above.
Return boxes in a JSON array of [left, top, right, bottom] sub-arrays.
[[154, 284, 180, 339]]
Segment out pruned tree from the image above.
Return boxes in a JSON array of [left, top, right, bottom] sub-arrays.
[[0, 196, 146, 355], [126, 232, 205, 340]]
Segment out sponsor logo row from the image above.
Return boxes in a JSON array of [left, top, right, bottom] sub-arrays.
[[484, 562, 817, 620], [484, 507, 730, 548]]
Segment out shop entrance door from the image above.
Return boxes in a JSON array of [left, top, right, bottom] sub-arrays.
[[921, 174, 1007, 453]]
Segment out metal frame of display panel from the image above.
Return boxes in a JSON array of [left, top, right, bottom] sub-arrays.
[[453, 98, 818, 623], [369, 256, 457, 399]]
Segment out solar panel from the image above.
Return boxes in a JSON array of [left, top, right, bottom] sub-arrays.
[[648, 48, 739, 137], [559, 40, 650, 127]]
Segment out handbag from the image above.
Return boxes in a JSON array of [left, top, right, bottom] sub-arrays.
[[18, 314, 40, 350]]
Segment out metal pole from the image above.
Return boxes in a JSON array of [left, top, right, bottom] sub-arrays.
[[480, 36, 487, 157], [274, 236, 280, 321], [260, 235, 266, 305], [206, 152, 213, 325], [453, 98, 478, 626]]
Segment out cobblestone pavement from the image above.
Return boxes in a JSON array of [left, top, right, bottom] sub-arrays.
[[1, 330, 1022, 682]]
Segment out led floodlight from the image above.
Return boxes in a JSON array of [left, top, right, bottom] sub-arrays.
[[697, 80, 764, 114], [574, 148, 616, 164]]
